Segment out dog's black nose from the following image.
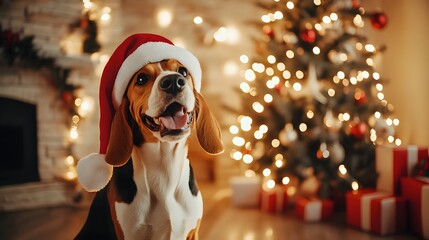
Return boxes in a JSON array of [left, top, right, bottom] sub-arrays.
[[159, 75, 186, 94]]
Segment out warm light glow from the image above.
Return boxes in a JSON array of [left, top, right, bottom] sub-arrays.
[[266, 179, 276, 189], [296, 70, 304, 79], [157, 9, 173, 28], [282, 177, 290, 185], [243, 154, 254, 164], [339, 164, 347, 175], [245, 69, 256, 81], [393, 118, 400, 126], [337, 71, 345, 79], [240, 55, 249, 63], [252, 63, 265, 73], [376, 83, 383, 91], [314, 0, 321, 6], [78, 97, 94, 117], [232, 150, 243, 160], [377, 92, 385, 100], [351, 181, 359, 191], [275, 159, 283, 168], [266, 68, 275, 76], [274, 11, 284, 20], [312, 46, 321, 55], [229, 125, 239, 134], [330, 13, 338, 21], [277, 62, 286, 71], [286, 1, 294, 9], [264, 94, 273, 103], [365, 44, 376, 52], [263, 168, 272, 177], [72, 115, 80, 124], [267, 55, 276, 64], [260, 125, 268, 133], [328, 88, 335, 97], [266, 80, 276, 89], [214, 26, 240, 44], [293, 82, 302, 91], [240, 82, 251, 93], [261, 15, 270, 23], [193, 16, 203, 24], [322, 16, 331, 24], [254, 130, 263, 139], [83, 0, 93, 9], [271, 139, 280, 148], [373, 72, 380, 80], [65, 170, 77, 180], [286, 50, 294, 58], [395, 138, 402, 146], [224, 61, 239, 76], [65, 155, 74, 166], [374, 111, 381, 119], [299, 123, 307, 132], [353, 14, 364, 28], [245, 170, 256, 177], [232, 136, 245, 146], [252, 102, 264, 113], [307, 110, 314, 119], [283, 70, 291, 79], [70, 126, 78, 140]]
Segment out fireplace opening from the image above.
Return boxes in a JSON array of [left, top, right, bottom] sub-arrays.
[[0, 97, 40, 186]]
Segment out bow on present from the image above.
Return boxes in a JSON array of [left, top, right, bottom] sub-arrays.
[[413, 157, 429, 178]]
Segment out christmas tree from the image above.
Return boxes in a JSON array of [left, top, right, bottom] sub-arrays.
[[230, 0, 400, 198]]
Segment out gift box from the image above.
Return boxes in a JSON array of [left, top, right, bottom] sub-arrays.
[[401, 177, 429, 239], [346, 189, 407, 235], [295, 197, 333, 222], [376, 145, 428, 195], [261, 186, 288, 213], [230, 176, 261, 207]]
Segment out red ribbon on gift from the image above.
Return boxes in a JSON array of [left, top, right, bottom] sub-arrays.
[[376, 145, 428, 194]]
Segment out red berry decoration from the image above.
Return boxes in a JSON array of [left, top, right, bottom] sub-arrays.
[[350, 121, 368, 141], [370, 11, 388, 30], [300, 28, 316, 43]]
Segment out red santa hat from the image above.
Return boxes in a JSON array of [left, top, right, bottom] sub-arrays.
[[77, 33, 202, 192]]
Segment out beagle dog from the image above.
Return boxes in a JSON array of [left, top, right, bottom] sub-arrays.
[[75, 59, 224, 240]]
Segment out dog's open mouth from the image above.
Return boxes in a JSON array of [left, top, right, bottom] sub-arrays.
[[143, 102, 193, 137]]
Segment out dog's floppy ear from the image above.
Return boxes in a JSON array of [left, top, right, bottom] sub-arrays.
[[195, 92, 224, 154], [105, 97, 134, 166]]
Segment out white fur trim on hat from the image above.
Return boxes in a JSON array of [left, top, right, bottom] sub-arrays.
[[112, 41, 202, 109], [77, 153, 113, 192]]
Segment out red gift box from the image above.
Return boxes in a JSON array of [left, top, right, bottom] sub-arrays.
[[401, 177, 429, 239], [295, 197, 333, 222], [346, 189, 407, 235], [261, 186, 288, 213], [376, 145, 428, 195]]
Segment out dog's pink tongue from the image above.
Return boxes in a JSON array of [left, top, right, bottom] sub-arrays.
[[159, 109, 188, 130]]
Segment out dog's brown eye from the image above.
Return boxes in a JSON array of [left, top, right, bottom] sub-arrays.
[[136, 73, 149, 85], [178, 67, 188, 77]]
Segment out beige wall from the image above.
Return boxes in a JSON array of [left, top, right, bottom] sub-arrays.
[[367, 0, 429, 146]]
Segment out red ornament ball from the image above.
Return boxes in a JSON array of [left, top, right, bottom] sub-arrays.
[[354, 91, 367, 106], [370, 12, 388, 30], [300, 28, 316, 43], [263, 25, 275, 39], [350, 121, 368, 141]]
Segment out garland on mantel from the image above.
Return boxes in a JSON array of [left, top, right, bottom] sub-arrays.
[[0, 10, 101, 188], [1, 24, 80, 115]]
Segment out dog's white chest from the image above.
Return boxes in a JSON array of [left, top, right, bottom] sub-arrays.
[[114, 143, 203, 240]]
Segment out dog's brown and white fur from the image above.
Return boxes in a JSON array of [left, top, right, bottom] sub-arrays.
[[75, 59, 223, 240]]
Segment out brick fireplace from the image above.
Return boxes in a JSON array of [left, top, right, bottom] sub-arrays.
[[0, 69, 79, 211]]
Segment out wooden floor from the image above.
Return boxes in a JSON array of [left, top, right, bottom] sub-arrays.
[[0, 184, 418, 240]]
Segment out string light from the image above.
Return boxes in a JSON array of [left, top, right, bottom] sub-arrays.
[[243, 154, 254, 164], [282, 176, 290, 185], [193, 16, 203, 25], [157, 9, 173, 28], [240, 55, 249, 63], [229, 125, 239, 134], [263, 168, 272, 177], [351, 181, 359, 191], [338, 164, 347, 175]]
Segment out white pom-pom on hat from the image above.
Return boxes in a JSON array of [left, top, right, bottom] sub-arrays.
[[77, 153, 113, 192]]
